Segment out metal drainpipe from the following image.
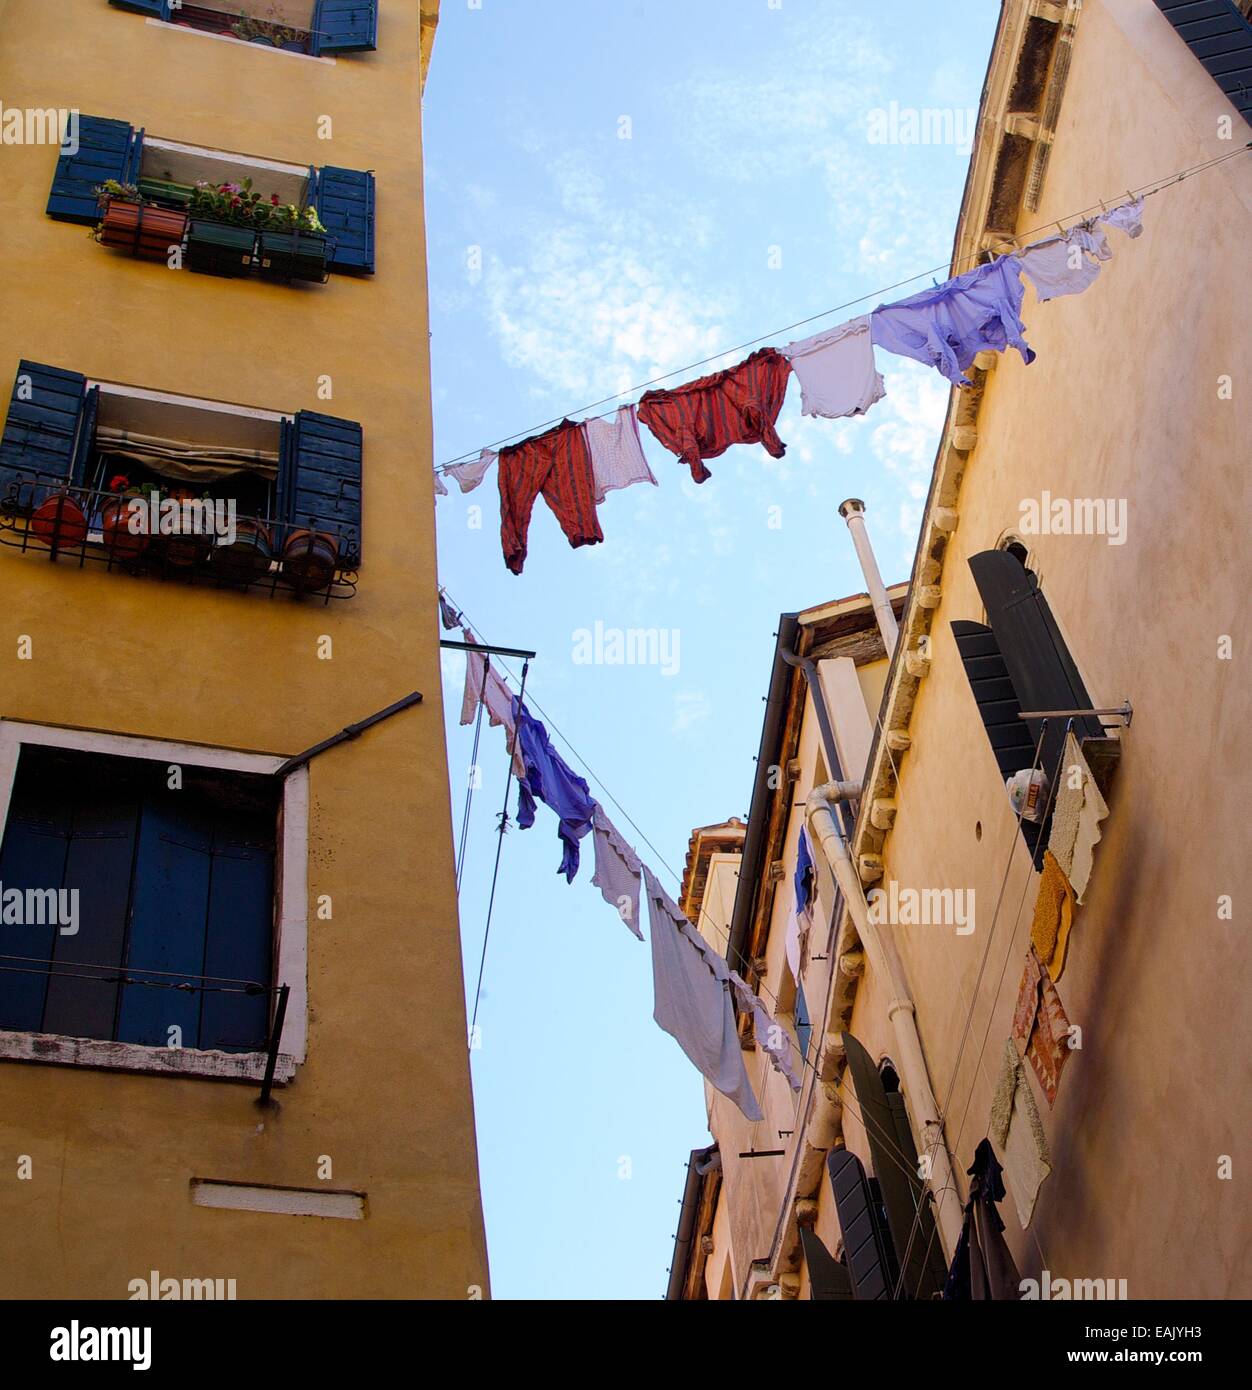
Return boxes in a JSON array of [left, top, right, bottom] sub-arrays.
[[804, 783, 963, 1259], [782, 645, 961, 1258], [838, 498, 899, 658]]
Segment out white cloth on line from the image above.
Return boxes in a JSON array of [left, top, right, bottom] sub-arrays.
[[445, 449, 497, 494], [780, 315, 886, 419], [1097, 196, 1144, 240], [459, 629, 525, 777], [590, 802, 643, 940], [433, 471, 449, 496], [583, 406, 657, 504], [1018, 231, 1103, 302], [729, 971, 803, 1092], [643, 867, 763, 1121], [990, 1039, 1051, 1228]]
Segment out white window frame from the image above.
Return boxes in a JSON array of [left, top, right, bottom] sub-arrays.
[[0, 719, 307, 1085]]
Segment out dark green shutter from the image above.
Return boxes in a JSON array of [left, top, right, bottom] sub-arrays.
[[109, 1, 172, 17], [842, 1033, 947, 1299], [47, 115, 141, 224], [313, 166, 376, 273], [312, 0, 379, 53], [968, 549, 1104, 801], [0, 361, 92, 504], [799, 1227, 854, 1301], [280, 410, 363, 564], [1153, 1, 1252, 123], [951, 619, 1043, 861], [826, 1148, 897, 1300]]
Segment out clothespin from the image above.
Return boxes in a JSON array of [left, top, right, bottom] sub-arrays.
[[1097, 196, 1107, 214]]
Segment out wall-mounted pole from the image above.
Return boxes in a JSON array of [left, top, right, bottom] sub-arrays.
[[838, 498, 898, 658]]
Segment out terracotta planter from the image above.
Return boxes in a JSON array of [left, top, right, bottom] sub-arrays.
[[30, 492, 87, 550], [211, 518, 273, 584], [283, 529, 339, 591], [98, 198, 189, 263], [100, 498, 150, 562]]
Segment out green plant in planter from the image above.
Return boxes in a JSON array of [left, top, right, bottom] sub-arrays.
[[231, 16, 306, 47], [188, 179, 325, 234], [96, 179, 142, 204]]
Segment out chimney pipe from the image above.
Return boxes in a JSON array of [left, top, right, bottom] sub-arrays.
[[838, 498, 898, 657]]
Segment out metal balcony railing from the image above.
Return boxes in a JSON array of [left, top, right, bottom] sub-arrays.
[[0, 471, 358, 604]]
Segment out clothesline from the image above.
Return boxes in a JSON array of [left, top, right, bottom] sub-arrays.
[[432, 143, 1250, 476]]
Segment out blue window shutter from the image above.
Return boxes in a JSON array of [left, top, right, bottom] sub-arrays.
[[312, 0, 379, 54], [1153, 0, 1252, 123], [314, 165, 376, 273], [199, 828, 275, 1053], [0, 361, 91, 503], [117, 796, 215, 1048], [47, 115, 140, 224], [282, 410, 363, 564], [109, 1, 172, 17], [42, 782, 142, 1042], [0, 756, 71, 1031]]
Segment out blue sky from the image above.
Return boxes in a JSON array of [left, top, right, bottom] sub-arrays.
[[424, 0, 999, 1300]]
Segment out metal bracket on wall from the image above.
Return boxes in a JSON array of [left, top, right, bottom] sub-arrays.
[[1017, 700, 1132, 729], [439, 639, 538, 660], [275, 691, 424, 777], [258, 983, 291, 1107]]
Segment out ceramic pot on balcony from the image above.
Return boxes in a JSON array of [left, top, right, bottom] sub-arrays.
[[30, 492, 87, 550], [100, 498, 151, 562], [211, 518, 273, 584], [282, 529, 339, 591]]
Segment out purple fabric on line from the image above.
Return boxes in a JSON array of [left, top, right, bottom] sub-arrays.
[[870, 255, 1035, 387], [513, 699, 595, 882]]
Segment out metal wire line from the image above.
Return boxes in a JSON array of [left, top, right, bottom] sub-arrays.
[[433, 144, 1252, 474]]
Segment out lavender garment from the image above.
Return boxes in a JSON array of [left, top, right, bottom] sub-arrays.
[[729, 971, 803, 1092], [871, 255, 1035, 387], [513, 699, 595, 882], [1097, 196, 1143, 240], [780, 315, 886, 420], [434, 471, 449, 496], [644, 867, 763, 1121], [589, 802, 644, 939], [1018, 232, 1103, 302]]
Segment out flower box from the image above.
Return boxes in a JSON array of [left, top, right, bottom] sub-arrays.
[[98, 198, 189, 263], [136, 177, 194, 208], [258, 230, 330, 283], [185, 220, 257, 277]]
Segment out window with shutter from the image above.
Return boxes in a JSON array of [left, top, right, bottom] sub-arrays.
[[1152, 0, 1252, 123], [799, 1227, 854, 1301], [279, 410, 364, 565], [50, 124, 377, 286], [826, 1148, 898, 1300], [312, 0, 379, 53], [0, 361, 92, 505], [951, 619, 1044, 861], [311, 166, 376, 272], [841, 1033, 947, 1299], [108, 0, 171, 16], [0, 366, 364, 598], [46, 116, 141, 224], [966, 549, 1104, 853], [0, 746, 278, 1053]]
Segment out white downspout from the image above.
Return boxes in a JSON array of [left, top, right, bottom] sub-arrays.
[[838, 498, 898, 658], [805, 780, 964, 1259]]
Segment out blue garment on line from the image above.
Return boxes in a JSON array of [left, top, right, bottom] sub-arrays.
[[794, 825, 816, 918], [870, 255, 1035, 387], [513, 699, 595, 882]]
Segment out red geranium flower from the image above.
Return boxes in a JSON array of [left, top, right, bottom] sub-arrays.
[[108, 474, 130, 493]]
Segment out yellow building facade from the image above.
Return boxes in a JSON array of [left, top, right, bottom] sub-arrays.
[[673, 0, 1250, 1301], [0, 0, 489, 1298]]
